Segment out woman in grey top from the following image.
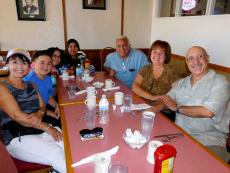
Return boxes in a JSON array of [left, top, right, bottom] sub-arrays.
[[0, 48, 66, 173]]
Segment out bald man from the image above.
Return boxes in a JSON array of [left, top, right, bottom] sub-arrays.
[[152, 46, 230, 162]]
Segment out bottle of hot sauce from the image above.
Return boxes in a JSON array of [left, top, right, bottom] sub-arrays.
[[154, 144, 177, 173]]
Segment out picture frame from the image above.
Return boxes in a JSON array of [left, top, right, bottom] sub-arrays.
[[16, 0, 46, 21], [82, 0, 106, 10]]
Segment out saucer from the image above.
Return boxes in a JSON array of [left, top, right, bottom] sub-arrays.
[[93, 81, 104, 88], [83, 76, 93, 83]]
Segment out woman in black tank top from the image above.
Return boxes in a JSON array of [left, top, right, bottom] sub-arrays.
[[0, 49, 63, 144]]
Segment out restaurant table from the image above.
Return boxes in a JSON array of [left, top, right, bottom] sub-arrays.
[[60, 96, 230, 173], [57, 72, 130, 106]]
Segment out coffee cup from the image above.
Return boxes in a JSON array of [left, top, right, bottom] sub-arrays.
[[86, 86, 97, 97], [146, 140, 163, 164], [114, 92, 124, 106], [105, 79, 115, 89]]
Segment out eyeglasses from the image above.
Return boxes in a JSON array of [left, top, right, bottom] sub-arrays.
[[186, 54, 207, 62]]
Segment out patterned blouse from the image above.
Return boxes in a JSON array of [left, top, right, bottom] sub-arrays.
[[139, 64, 178, 96]]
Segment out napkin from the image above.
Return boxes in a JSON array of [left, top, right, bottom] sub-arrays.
[[131, 103, 151, 111], [102, 86, 120, 92], [71, 146, 119, 167], [75, 90, 86, 96]]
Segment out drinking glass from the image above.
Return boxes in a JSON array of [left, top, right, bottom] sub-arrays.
[[123, 94, 132, 112], [67, 83, 76, 99], [141, 111, 155, 140], [84, 107, 96, 129], [108, 161, 128, 173]]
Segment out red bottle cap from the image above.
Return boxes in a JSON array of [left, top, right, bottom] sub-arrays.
[[154, 144, 177, 161]]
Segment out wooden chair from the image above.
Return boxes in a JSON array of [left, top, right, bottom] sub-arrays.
[[0, 140, 18, 173], [99, 47, 115, 71], [13, 158, 52, 173], [0, 139, 51, 173]]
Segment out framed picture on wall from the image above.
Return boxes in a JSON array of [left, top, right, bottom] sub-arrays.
[[83, 0, 106, 10], [16, 0, 46, 21]]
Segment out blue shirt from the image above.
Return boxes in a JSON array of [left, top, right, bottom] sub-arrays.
[[104, 49, 149, 87], [23, 71, 53, 105]]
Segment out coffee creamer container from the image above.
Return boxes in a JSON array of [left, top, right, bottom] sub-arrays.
[[154, 144, 177, 173]]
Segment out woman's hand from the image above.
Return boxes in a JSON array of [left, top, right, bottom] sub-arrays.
[[46, 126, 63, 141], [159, 95, 177, 111], [28, 112, 42, 128]]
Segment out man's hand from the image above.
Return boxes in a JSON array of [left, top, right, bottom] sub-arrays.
[[109, 69, 116, 77], [54, 105, 60, 119], [159, 95, 177, 111]]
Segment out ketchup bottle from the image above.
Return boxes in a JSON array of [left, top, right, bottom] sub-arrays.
[[154, 144, 177, 173]]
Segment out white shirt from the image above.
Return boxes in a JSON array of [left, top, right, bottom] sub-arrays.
[[168, 70, 230, 147]]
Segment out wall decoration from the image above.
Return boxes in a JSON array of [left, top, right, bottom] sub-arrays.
[[16, 0, 46, 21], [83, 0, 106, 10]]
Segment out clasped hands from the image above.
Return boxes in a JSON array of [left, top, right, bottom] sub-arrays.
[[159, 95, 177, 112]]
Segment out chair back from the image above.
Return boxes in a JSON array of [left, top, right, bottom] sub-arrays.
[[0, 140, 18, 173], [99, 47, 115, 71]]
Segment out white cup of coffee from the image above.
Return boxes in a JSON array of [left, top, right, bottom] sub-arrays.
[[85, 95, 96, 109], [114, 92, 124, 106], [146, 140, 163, 164], [105, 79, 115, 89], [86, 86, 97, 97]]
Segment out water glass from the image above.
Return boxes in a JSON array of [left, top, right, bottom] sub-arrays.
[[108, 161, 128, 173], [141, 111, 155, 140], [67, 83, 76, 99], [123, 94, 132, 112], [85, 107, 96, 129]]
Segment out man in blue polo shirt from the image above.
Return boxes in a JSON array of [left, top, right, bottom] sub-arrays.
[[104, 36, 149, 88]]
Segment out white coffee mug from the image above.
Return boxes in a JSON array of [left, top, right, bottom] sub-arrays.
[[86, 86, 97, 97], [105, 79, 115, 89], [114, 92, 124, 106], [146, 140, 163, 164], [85, 96, 96, 109]]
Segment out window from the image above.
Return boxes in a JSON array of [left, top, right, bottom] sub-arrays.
[[159, 0, 176, 17], [157, 0, 230, 17], [213, 0, 230, 15], [181, 0, 207, 16]]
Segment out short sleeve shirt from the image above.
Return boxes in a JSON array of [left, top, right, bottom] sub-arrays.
[[23, 71, 53, 105], [167, 70, 230, 147], [139, 64, 178, 95], [104, 49, 149, 88]]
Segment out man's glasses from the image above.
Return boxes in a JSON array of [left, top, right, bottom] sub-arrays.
[[186, 54, 207, 62]]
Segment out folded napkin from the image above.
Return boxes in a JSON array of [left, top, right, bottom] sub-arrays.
[[102, 86, 120, 92], [71, 146, 119, 167], [75, 90, 86, 96], [131, 103, 151, 111]]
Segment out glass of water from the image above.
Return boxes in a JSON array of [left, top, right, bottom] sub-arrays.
[[141, 111, 155, 140], [123, 94, 132, 112]]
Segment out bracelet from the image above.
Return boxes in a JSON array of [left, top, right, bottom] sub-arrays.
[[37, 121, 42, 128], [39, 110, 47, 116], [44, 124, 51, 131]]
